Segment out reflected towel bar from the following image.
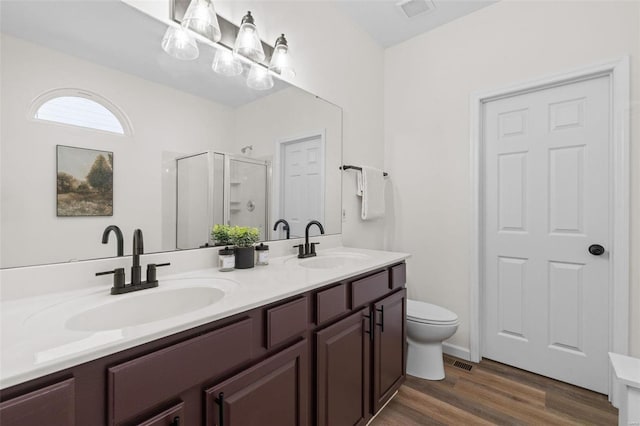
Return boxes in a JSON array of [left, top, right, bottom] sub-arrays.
[[340, 165, 388, 177]]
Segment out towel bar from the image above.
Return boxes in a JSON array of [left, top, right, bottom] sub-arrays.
[[340, 165, 388, 177]]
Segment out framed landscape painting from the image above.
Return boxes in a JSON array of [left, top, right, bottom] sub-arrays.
[[56, 145, 113, 216]]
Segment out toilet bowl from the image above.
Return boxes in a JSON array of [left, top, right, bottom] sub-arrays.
[[406, 299, 459, 380]]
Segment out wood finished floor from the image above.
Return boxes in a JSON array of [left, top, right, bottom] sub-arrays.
[[371, 356, 618, 425]]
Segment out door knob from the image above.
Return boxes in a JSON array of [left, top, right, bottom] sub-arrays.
[[588, 244, 605, 256]]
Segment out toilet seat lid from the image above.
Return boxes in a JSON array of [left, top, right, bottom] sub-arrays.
[[407, 299, 458, 324]]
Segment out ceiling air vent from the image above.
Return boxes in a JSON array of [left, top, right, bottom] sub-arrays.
[[396, 0, 436, 18]]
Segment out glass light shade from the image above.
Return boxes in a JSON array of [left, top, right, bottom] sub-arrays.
[[212, 49, 243, 76], [246, 64, 274, 90], [233, 13, 265, 62], [161, 26, 199, 60], [182, 0, 221, 42], [269, 43, 295, 78]]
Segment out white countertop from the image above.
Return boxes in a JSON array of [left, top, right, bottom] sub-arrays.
[[0, 246, 409, 390]]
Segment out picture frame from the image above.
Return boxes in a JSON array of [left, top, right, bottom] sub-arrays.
[[56, 145, 113, 217]]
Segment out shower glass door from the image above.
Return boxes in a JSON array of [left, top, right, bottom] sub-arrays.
[[176, 152, 212, 249], [176, 152, 270, 248], [226, 156, 269, 241]]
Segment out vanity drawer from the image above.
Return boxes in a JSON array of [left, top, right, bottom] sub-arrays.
[[0, 378, 75, 426], [390, 263, 406, 289], [315, 283, 348, 326], [108, 318, 253, 425], [266, 296, 308, 349], [137, 401, 184, 426], [351, 270, 390, 308]]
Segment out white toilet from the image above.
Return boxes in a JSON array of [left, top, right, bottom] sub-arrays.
[[406, 299, 459, 380]]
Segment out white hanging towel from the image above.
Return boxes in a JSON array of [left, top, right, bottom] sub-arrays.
[[358, 166, 385, 220]]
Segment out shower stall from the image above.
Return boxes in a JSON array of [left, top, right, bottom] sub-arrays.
[[175, 151, 270, 249]]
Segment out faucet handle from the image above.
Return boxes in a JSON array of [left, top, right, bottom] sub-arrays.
[[310, 242, 320, 255], [96, 268, 126, 290], [293, 244, 304, 257], [146, 262, 171, 283]]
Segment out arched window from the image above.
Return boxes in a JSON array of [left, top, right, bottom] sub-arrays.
[[30, 89, 132, 136]]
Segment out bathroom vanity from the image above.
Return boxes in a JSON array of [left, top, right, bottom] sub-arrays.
[[0, 248, 408, 425]]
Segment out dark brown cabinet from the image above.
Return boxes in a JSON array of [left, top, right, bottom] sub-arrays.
[[315, 308, 370, 426], [205, 339, 309, 426], [137, 402, 184, 426], [0, 378, 75, 426], [372, 289, 406, 413], [0, 262, 407, 426], [266, 296, 309, 349], [108, 318, 254, 425], [315, 287, 407, 426]]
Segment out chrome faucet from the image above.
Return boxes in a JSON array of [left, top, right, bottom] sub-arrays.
[[273, 219, 290, 239], [295, 220, 325, 258], [102, 225, 124, 256], [131, 229, 144, 285]]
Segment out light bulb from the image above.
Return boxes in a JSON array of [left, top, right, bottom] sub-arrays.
[[212, 49, 243, 76], [269, 34, 295, 78], [161, 25, 199, 60], [233, 11, 265, 62], [246, 64, 274, 90], [182, 0, 221, 42]]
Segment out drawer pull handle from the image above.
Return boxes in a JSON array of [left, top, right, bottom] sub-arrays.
[[215, 392, 225, 426], [363, 313, 374, 341], [376, 306, 384, 332], [171, 416, 180, 426]]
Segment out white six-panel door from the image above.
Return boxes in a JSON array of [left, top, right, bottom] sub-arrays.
[[281, 135, 324, 238], [482, 75, 611, 393]]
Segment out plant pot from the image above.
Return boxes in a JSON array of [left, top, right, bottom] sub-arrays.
[[234, 246, 255, 269]]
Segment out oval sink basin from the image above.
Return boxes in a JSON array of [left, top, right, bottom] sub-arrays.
[[297, 253, 370, 269], [65, 287, 225, 331]]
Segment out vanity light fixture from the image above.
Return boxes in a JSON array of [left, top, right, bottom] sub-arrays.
[[246, 63, 274, 90], [233, 11, 266, 63], [268, 34, 295, 78], [182, 0, 222, 42], [162, 2, 293, 90], [161, 25, 199, 60], [212, 47, 243, 76]]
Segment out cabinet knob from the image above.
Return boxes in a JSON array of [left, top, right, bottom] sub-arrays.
[[170, 416, 180, 426]]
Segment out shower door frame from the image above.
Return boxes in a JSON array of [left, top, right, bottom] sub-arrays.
[[175, 151, 216, 249], [175, 151, 271, 247], [222, 153, 271, 238]]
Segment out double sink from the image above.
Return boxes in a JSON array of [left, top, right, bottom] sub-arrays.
[[30, 251, 372, 333]]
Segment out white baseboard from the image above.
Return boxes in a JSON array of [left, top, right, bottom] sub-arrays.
[[443, 342, 471, 361], [366, 390, 398, 425]]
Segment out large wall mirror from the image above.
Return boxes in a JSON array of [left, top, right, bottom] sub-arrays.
[[0, 1, 342, 269]]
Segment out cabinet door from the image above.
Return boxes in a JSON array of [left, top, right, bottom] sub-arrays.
[[0, 378, 75, 426], [109, 318, 253, 425], [372, 289, 406, 413], [315, 308, 370, 426], [205, 339, 309, 426], [137, 402, 184, 426]]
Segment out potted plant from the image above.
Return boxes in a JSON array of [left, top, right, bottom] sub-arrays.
[[211, 224, 232, 246], [229, 225, 260, 269]]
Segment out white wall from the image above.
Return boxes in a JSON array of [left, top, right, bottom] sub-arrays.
[[384, 1, 640, 356], [234, 87, 342, 239], [0, 35, 236, 267]]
